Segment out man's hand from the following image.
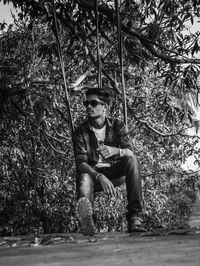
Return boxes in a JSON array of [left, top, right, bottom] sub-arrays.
[[98, 145, 118, 159], [97, 174, 116, 197]]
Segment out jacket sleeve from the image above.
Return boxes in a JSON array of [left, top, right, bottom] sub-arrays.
[[73, 127, 88, 168]]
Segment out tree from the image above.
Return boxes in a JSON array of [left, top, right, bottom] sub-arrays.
[[0, 0, 200, 234], [1, 1, 200, 132]]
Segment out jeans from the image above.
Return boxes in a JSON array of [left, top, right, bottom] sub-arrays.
[[76, 155, 143, 220]]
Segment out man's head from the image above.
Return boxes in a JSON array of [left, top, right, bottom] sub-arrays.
[[83, 87, 112, 119], [85, 87, 111, 105]]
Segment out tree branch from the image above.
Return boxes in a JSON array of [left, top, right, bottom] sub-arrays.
[[42, 131, 67, 156], [128, 105, 200, 138], [143, 170, 200, 177], [78, 0, 200, 65], [0, 83, 25, 96]]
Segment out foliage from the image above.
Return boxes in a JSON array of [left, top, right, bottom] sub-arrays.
[[0, 0, 200, 235]]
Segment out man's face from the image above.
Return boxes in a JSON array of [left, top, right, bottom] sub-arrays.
[[84, 94, 106, 119]]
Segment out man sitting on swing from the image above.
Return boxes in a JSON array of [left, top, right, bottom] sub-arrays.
[[73, 87, 145, 236]]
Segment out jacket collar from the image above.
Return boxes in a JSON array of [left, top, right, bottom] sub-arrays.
[[85, 117, 113, 130]]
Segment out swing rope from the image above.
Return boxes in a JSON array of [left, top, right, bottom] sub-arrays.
[[94, 0, 102, 89], [114, 0, 128, 131], [51, 0, 74, 134]]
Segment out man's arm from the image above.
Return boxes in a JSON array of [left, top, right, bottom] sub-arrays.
[[98, 118, 134, 159], [78, 161, 116, 197], [98, 146, 133, 159]]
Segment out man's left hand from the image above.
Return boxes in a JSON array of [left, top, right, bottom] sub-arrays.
[[98, 145, 118, 159]]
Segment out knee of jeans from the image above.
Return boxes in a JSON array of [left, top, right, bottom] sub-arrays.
[[77, 173, 94, 201], [123, 155, 138, 166], [79, 173, 93, 187]]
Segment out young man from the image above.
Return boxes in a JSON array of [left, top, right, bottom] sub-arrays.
[[73, 87, 145, 236]]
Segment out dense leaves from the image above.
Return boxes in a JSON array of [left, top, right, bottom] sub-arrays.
[[0, 0, 200, 234]]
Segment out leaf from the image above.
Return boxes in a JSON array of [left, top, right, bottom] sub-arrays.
[[177, 36, 183, 47], [85, 46, 89, 55], [190, 14, 194, 25], [191, 41, 199, 56]]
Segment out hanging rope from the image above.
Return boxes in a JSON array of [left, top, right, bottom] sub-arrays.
[[94, 0, 102, 89], [114, 0, 128, 131], [51, 0, 74, 134]]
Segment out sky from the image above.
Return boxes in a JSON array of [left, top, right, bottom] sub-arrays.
[[0, 2, 16, 23], [0, 1, 199, 32]]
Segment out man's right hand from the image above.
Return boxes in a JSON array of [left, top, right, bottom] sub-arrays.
[[97, 174, 116, 198]]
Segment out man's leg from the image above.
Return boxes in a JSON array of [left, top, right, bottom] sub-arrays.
[[100, 155, 145, 231], [77, 173, 94, 202], [76, 173, 96, 236]]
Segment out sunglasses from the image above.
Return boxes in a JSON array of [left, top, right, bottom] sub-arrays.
[[83, 100, 104, 108]]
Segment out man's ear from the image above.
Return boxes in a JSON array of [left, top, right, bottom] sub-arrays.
[[103, 104, 107, 110], [104, 104, 109, 115]]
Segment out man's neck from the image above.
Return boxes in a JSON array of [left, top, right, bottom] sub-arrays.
[[89, 116, 106, 129]]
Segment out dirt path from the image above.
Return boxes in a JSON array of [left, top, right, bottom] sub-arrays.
[[0, 190, 200, 266], [0, 230, 200, 266]]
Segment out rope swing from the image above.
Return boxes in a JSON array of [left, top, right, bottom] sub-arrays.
[[51, 0, 74, 134], [52, 0, 128, 134], [114, 0, 128, 132], [94, 0, 128, 131], [94, 0, 128, 130], [94, 0, 102, 89]]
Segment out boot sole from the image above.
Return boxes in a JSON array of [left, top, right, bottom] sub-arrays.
[[75, 197, 96, 236]]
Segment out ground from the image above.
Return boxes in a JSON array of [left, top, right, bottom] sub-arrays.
[[0, 192, 200, 266], [0, 230, 200, 266]]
